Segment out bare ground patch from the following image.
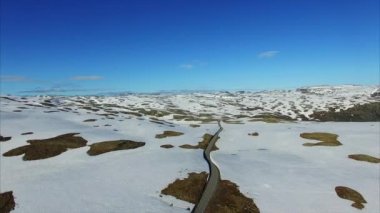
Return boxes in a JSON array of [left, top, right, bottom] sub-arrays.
[[155, 131, 184, 139], [0, 191, 15, 213], [0, 135, 12, 142], [3, 133, 87, 160], [87, 140, 145, 156], [161, 172, 260, 213], [83, 119, 97, 122], [206, 180, 260, 213], [249, 113, 294, 123], [160, 144, 174, 149], [179, 134, 219, 151], [21, 132, 33, 135], [348, 154, 380, 163], [335, 186, 367, 209], [248, 132, 259, 136], [222, 120, 244, 124], [310, 102, 380, 122], [300, 132, 342, 146], [161, 172, 208, 204]]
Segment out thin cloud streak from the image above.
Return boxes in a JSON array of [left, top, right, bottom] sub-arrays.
[[0, 75, 31, 82], [258, 50, 279, 59], [71, 76, 103, 81], [179, 64, 193, 69]]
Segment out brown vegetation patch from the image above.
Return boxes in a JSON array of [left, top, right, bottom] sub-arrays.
[[150, 118, 175, 127], [3, 133, 87, 160], [155, 131, 184, 139], [161, 172, 208, 204], [249, 113, 294, 123], [21, 132, 34, 135], [40, 102, 56, 107], [310, 102, 380, 121], [335, 186, 367, 209], [348, 154, 380, 163], [133, 108, 171, 117], [87, 140, 145, 156], [119, 111, 143, 117], [248, 132, 259, 136], [172, 114, 218, 124], [179, 134, 219, 151], [300, 132, 342, 146], [0, 191, 15, 213], [0, 135, 12, 142], [223, 120, 244, 124], [160, 144, 174, 149], [80, 106, 100, 112], [206, 180, 260, 213], [0, 96, 20, 102], [83, 119, 97, 122], [161, 172, 260, 213]]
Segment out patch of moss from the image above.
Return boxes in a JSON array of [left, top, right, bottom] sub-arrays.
[[160, 144, 174, 149], [0, 191, 15, 213], [87, 140, 145, 156], [155, 131, 184, 139], [3, 133, 87, 160], [222, 120, 244, 124], [43, 110, 60, 113], [300, 132, 342, 146], [83, 119, 97, 122], [161, 172, 260, 213], [310, 102, 380, 121], [119, 111, 143, 117], [248, 132, 259, 136], [0, 135, 11, 142], [335, 186, 367, 209], [348, 154, 380, 163], [161, 172, 208, 204], [21, 132, 34, 135], [80, 106, 100, 112], [180, 134, 219, 151], [190, 124, 201, 128], [249, 113, 294, 123], [136, 108, 171, 117], [206, 180, 260, 213]]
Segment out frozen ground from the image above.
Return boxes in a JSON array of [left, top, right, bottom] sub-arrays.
[[0, 85, 379, 212]]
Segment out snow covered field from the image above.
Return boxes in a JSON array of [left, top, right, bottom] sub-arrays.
[[1, 85, 379, 212], [214, 122, 379, 213]]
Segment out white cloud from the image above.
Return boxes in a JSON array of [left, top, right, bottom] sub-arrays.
[[71, 76, 103, 81], [0, 75, 30, 82], [258, 50, 279, 59], [179, 64, 193, 69]]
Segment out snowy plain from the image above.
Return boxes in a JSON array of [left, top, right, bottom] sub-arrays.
[[0, 85, 379, 212]]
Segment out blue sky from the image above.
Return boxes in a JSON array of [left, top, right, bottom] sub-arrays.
[[1, 0, 379, 94]]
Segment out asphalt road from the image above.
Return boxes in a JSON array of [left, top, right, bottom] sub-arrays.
[[192, 121, 223, 213]]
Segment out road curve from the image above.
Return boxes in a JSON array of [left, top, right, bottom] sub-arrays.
[[192, 121, 223, 213]]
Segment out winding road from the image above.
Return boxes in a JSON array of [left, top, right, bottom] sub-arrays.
[[192, 121, 223, 213]]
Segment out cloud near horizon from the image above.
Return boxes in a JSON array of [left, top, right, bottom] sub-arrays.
[[179, 64, 193, 69], [258, 50, 279, 59], [71, 75, 103, 81], [0, 75, 31, 82]]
